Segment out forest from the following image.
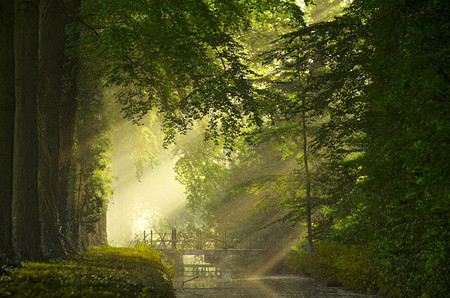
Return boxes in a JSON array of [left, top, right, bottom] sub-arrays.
[[0, 0, 448, 297]]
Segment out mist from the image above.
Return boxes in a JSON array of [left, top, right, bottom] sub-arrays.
[[107, 121, 187, 246], [105, 118, 304, 278]]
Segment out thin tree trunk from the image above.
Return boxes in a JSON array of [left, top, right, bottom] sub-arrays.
[[0, 0, 15, 261], [37, 0, 66, 258], [12, 0, 42, 261], [301, 99, 313, 256]]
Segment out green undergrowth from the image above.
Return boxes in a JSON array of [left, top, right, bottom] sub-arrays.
[[285, 241, 431, 297], [0, 244, 175, 297]]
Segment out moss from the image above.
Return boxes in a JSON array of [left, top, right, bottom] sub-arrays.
[[0, 245, 175, 297]]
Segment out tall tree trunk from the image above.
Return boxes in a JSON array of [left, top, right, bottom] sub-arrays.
[[38, 0, 66, 258], [301, 99, 313, 256], [58, 0, 81, 252], [0, 0, 15, 261], [12, 0, 42, 261]]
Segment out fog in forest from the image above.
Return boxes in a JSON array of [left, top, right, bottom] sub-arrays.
[[105, 118, 304, 275], [107, 120, 187, 246]]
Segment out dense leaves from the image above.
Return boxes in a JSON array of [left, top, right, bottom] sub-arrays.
[[271, 0, 449, 296], [286, 242, 382, 294], [83, 0, 306, 148]]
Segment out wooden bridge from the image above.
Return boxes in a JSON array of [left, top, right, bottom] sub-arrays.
[[135, 228, 272, 254], [134, 228, 275, 276]]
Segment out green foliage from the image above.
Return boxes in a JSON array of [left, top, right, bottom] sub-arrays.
[[68, 48, 115, 246], [286, 240, 448, 297], [172, 122, 298, 221], [81, 0, 307, 148], [273, 0, 449, 296], [0, 246, 174, 297], [286, 242, 393, 295], [173, 126, 243, 217], [171, 123, 303, 254]]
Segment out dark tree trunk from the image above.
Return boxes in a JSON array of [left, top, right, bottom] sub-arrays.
[[37, 0, 66, 258], [0, 0, 15, 261], [58, 0, 81, 251], [12, 0, 42, 261]]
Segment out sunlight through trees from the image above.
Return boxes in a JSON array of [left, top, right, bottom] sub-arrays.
[[0, 0, 448, 296]]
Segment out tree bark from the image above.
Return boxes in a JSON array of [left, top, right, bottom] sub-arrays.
[[58, 0, 81, 252], [0, 0, 15, 261], [12, 0, 42, 261], [37, 0, 66, 258]]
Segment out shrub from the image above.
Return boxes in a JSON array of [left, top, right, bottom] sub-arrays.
[[286, 241, 380, 293], [0, 245, 175, 297]]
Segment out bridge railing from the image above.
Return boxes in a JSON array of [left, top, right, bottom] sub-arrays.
[[132, 228, 277, 250]]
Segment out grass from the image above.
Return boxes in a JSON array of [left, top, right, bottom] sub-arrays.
[[0, 244, 175, 297]]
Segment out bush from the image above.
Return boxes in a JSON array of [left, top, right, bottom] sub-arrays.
[[0, 245, 175, 297], [286, 241, 380, 293], [286, 241, 445, 297]]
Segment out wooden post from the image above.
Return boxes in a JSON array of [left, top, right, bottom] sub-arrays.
[[150, 230, 153, 246]]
